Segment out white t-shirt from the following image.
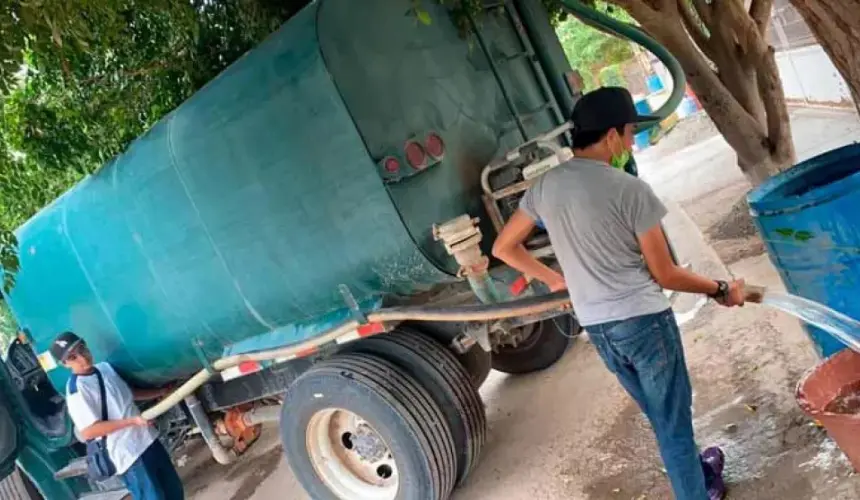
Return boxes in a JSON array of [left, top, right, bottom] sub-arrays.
[[66, 362, 158, 474]]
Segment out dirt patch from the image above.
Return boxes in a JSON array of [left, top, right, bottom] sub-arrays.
[[579, 402, 670, 499], [705, 197, 757, 242], [180, 437, 284, 499], [227, 446, 284, 500]]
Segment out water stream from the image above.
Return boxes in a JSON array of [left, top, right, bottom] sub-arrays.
[[760, 292, 860, 353]]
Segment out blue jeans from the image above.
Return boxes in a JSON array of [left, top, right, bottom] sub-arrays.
[[587, 309, 708, 500], [121, 441, 184, 500]]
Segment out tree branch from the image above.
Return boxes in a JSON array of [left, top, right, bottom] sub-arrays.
[[691, 0, 713, 27], [643, 23, 769, 164], [749, 0, 775, 35], [756, 45, 795, 162], [677, 0, 715, 62], [713, 0, 770, 57]]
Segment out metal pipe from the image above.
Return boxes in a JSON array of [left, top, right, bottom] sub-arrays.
[[513, 0, 576, 118], [243, 405, 282, 426], [467, 13, 529, 142], [467, 274, 505, 304], [184, 394, 237, 465], [502, 2, 565, 126]]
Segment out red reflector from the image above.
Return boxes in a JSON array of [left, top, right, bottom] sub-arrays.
[[238, 361, 261, 374], [404, 141, 428, 170], [383, 156, 400, 173], [509, 275, 529, 296], [357, 322, 385, 337], [425, 133, 445, 159]]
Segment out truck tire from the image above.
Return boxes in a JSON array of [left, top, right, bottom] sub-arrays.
[[280, 353, 457, 500], [457, 345, 492, 389], [491, 315, 581, 375], [345, 328, 487, 483]]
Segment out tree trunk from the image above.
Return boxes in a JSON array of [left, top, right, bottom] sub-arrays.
[[790, 0, 860, 114], [609, 0, 795, 186]]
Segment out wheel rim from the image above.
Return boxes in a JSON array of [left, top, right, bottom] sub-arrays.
[[306, 408, 399, 500], [498, 321, 543, 353]]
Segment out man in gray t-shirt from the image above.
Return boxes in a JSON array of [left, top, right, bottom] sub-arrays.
[[493, 87, 745, 500]]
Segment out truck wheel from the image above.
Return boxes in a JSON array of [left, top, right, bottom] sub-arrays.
[[280, 353, 457, 500], [457, 345, 492, 389], [346, 328, 486, 483], [491, 315, 581, 375]]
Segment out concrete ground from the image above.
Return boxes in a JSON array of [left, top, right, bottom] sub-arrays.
[[185, 107, 860, 500]]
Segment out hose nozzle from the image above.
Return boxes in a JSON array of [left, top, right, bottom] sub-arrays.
[[745, 284, 767, 304]]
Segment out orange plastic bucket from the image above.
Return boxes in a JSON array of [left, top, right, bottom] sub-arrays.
[[796, 349, 860, 471]]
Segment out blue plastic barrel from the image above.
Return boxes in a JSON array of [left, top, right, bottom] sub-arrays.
[[748, 143, 860, 357]]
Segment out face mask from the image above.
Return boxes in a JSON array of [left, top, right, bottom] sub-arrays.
[[609, 132, 631, 170]]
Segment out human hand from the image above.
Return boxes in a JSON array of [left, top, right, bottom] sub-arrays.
[[716, 279, 745, 307], [131, 416, 151, 427], [546, 274, 567, 293]]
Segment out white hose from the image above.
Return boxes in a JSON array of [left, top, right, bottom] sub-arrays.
[[141, 292, 572, 420]]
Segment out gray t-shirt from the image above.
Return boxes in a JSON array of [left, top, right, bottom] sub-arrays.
[[519, 158, 670, 326]]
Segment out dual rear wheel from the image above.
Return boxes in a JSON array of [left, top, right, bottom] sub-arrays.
[[280, 318, 578, 500], [280, 328, 485, 500]]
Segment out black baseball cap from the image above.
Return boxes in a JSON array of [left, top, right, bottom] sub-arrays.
[[50, 331, 85, 362], [570, 87, 659, 132]]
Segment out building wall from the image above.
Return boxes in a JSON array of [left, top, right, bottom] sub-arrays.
[[776, 45, 854, 107], [770, 0, 854, 108]]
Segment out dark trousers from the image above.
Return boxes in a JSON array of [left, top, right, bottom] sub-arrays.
[[121, 441, 184, 500], [587, 309, 708, 500]]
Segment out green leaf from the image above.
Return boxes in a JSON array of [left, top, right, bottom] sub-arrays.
[[774, 228, 795, 238], [794, 230, 814, 242], [416, 9, 432, 26]]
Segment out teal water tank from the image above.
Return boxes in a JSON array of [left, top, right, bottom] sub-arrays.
[[6, 0, 564, 385]]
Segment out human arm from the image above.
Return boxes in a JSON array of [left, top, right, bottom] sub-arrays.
[[624, 177, 744, 305], [78, 417, 149, 441], [492, 209, 567, 292], [638, 223, 744, 305]]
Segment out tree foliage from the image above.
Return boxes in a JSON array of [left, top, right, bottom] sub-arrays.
[[555, 3, 634, 90], [0, 0, 310, 290]]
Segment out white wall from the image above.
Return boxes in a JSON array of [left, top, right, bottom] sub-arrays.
[[776, 44, 854, 107]]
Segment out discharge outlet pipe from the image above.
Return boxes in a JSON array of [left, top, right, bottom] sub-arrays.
[[433, 215, 505, 304], [184, 394, 237, 465]]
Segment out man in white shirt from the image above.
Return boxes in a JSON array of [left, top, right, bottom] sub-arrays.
[[51, 331, 183, 500]]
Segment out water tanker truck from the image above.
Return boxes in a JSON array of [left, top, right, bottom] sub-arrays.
[[0, 0, 684, 498]]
